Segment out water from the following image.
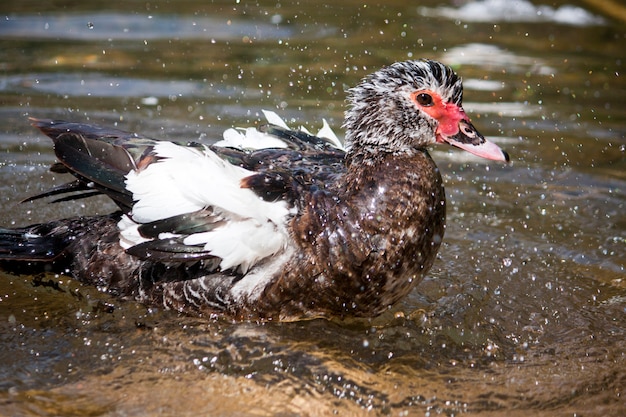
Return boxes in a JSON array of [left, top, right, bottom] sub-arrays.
[[1, 0, 625, 415]]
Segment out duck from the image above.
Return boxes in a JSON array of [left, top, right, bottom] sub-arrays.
[[0, 59, 508, 321]]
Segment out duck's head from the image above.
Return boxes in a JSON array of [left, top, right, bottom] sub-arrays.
[[343, 59, 509, 162]]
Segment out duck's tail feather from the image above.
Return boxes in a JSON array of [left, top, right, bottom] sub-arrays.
[[0, 224, 71, 276], [0, 226, 64, 262], [0, 215, 119, 276]]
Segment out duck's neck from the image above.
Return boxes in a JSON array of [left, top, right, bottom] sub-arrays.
[[344, 144, 422, 169], [341, 148, 445, 232]]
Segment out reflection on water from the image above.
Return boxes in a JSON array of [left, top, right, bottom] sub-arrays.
[[0, 13, 296, 41], [1, 0, 625, 415], [420, 0, 606, 26]]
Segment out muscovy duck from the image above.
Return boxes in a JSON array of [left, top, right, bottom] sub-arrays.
[[0, 59, 508, 321]]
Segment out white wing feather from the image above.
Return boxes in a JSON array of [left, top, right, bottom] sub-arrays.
[[118, 111, 341, 273], [119, 142, 292, 273], [218, 127, 288, 150], [261, 109, 289, 128], [214, 110, 343, 150], [317, 119, 343, 150]]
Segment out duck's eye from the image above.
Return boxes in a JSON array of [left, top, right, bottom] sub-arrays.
[[415, 93, 434, 107]]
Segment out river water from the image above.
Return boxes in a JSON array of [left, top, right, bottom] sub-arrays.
[[0, 0, 624, 415]]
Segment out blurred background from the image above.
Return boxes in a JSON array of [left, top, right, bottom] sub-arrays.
[[0, 1, 624, 415]]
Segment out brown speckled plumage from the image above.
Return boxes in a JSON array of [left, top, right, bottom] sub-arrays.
[[259, 151, 445, 319], [0, 59, 507, 321]]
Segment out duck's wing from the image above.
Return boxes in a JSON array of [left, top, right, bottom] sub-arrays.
[[114, 140, 296, 274], [29, 118, 199, 212], [211, 113, 346, 204], [117, 112, 345, 273], [28, 113, 346, 274]]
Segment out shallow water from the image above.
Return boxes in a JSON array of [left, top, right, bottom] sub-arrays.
[[1, 0, 625, 415]]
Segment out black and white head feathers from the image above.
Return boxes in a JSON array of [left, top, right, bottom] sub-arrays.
[[343, 59, 464, 156]]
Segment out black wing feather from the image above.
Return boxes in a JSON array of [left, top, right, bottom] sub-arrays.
[[51, 132, 133, 207], [136, 210, 224, 239], [21, 180, 89, 203], [28, 118, 164, 211], [125, 239, 217, 263], [211, 124, 346, 204]]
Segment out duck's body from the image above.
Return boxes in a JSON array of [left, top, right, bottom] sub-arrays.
[[0, 60, 508, 321]]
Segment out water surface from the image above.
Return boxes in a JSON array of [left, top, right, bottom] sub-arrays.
[[1, 0, 624, 415]]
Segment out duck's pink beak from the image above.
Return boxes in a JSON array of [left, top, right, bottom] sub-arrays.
[[435, 106, 509, 162]]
